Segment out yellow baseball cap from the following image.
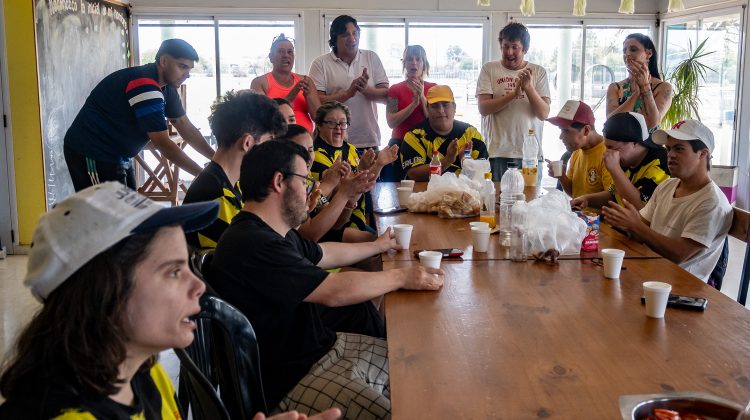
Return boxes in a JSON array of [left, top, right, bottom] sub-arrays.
[[426, 85, 455, 104]]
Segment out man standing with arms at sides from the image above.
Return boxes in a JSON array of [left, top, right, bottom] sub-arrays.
[[64, 39, 215, 191], [477, 22, 551, 181], [309, 15, 389, 153]]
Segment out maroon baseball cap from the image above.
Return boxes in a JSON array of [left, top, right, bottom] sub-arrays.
[[547, 100, 595, 128]]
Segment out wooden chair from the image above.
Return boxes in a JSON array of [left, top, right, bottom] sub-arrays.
[[728, 206, 750, 305]]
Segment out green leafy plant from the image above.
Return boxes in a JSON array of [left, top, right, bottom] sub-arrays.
[[661, 38, 716, 129]]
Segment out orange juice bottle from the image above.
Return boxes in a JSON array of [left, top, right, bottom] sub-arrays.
[[479, 172, 496, 228]]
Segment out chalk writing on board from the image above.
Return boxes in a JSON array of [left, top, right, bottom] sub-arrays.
[[35, 0, 130, 208]]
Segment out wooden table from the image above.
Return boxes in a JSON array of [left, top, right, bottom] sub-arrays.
[[373, 182, 750, 418], [374, 183, 660, 261], [383, 258, 750, 419]]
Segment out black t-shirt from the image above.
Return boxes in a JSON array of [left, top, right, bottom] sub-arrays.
[[209, 211, 337, 409]]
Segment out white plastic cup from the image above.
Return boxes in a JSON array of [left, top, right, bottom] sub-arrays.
[[469, 221, 490, 230], [418, 250, 442, 269], [601, 248, 625, 279], [471, 227, 491, 253], [397, 187, 412, 208], [400, 179, 415, 189], [392, 224, 414, 250], [551, 160, 564, 177], [643, 281, 672, 318]]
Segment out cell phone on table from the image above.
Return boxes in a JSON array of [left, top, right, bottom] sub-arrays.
[[640, 294, 708, 311], [374, 206, 408, 215], [413, 248, 464, 259]]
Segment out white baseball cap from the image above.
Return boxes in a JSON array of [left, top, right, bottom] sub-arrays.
[[24, 182, 219, 301], [652, 119, 715, 153]]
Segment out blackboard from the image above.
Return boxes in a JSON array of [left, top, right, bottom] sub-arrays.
[[34, 0, 130, 208]]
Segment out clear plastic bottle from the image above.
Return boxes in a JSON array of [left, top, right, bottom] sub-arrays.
[[462, 148, 472, 166], [429, 150, 442, 176], [522, 129, 539, 187], [479, 172, 496, 228], [510, 200, 528, 262], [430, 149, 443, 175], [499, 163, 524, 246]]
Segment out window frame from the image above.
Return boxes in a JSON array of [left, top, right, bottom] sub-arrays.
[[660, 5, 746, 165], [131, 10, 302, 100]]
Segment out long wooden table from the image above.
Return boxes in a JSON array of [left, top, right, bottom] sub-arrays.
[[374, 183, 660, 261], [374, 182, 750, 419]]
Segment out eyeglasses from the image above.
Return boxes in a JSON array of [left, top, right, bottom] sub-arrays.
[[283, 172, 316, 195], [321, 120, 350, 129]]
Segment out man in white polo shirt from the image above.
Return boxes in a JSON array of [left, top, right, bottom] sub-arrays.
[[309, 15, 389, 151], [602, 120, 733, 283]]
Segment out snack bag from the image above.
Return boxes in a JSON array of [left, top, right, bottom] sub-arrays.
[[576, 211, 600, 251]]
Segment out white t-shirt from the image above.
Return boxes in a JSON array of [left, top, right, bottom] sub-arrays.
[[476, 61, 550, 159], [309, 50, 389, 149], [640, 178, 733, 283]]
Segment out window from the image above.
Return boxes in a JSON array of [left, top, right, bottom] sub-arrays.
[[135, 16, 297, 177], [664, 11, 742, 165], [525, 23, 651, 176], [325, 16, 487, 147]]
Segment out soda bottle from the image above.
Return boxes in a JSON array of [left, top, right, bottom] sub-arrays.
[[429, 150, 441, 176], [479, 172, 496, 228], [522, 129, 539, 187]]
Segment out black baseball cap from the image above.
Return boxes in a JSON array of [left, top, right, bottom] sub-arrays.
[[602, 112, 660, 148]]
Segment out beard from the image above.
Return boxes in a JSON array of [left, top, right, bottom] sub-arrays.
[[281, 187, 309, 228]]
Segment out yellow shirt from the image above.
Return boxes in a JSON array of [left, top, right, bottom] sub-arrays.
[[567, 141, 613, 198]]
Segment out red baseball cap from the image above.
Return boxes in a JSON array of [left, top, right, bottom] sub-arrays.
[[547, 100, 595, 128]]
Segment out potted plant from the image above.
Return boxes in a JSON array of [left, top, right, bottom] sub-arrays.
[[661, 38, 716, 129]]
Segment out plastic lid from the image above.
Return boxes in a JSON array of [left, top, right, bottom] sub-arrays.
[[528, 129, 535, 134], [432, 150, 438, 155], [484, 172, 492, 179], [507, 162, 518, 168]]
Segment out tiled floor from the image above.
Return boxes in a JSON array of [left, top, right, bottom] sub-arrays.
[[0, 239, 748, 402]]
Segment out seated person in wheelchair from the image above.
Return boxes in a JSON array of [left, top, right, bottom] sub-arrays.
[[0, 182, 339, 420]]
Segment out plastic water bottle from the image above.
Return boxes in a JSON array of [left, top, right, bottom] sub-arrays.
[[429, 150, 441, 176], [510, 200, 528, 262], [522, 129, 539, 187], [479, 172, 496, 228], [499, 163, 524, 246], [462, 148, 472, 165]]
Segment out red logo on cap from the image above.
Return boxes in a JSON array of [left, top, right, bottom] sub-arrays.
[[672, 120, 687, 129]]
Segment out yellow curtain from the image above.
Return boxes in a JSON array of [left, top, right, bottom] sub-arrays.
[[668, 0, 685, 12], [573, 0, 586, 16], [520, 0, 535, 16], [618, 0, 634, 14]]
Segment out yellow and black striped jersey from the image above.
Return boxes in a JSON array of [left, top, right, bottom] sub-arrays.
[[609, 146, 670, 206], [400, 120, 488, 174], [183, 161, 243, 249], [0, 363, 181, 419], [309, 136, 369, 232]]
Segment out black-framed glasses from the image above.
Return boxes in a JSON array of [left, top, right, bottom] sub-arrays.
[[321, 120, 350, 129], [283, 172, 316, 195]]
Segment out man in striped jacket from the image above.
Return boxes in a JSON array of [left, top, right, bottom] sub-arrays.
[[64, 39, 215, 191]]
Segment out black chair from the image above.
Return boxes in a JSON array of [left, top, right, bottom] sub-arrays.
[[728, 207, 750, 305], [176, 248, 268, 419]]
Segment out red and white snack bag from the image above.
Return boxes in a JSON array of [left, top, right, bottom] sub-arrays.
[[576, 211, 600, 251]]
